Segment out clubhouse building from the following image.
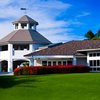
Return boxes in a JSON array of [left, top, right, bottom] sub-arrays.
[[0, 15, 100, 72], [0, 15, 51, 72]]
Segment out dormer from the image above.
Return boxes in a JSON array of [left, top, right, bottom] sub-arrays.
[[12, 15, 38, 30]]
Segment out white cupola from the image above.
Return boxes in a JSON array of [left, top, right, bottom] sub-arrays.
[[12, 15, 38, 30]]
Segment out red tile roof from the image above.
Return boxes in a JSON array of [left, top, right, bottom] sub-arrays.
[[25, 40, 100, 56]]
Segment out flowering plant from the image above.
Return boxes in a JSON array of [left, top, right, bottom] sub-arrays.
[[14, 65, 89, 75]]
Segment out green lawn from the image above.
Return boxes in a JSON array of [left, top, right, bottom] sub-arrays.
[[0, 73, 100, 100]]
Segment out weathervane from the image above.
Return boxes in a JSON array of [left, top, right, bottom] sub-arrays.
[[20, 8, 27, 14]]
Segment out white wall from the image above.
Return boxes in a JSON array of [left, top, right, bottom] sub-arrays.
[[13, 50, 30, 59], [34, 58, 72, 66], [87, 51, 100, 68], [0, 51, 9, 60]]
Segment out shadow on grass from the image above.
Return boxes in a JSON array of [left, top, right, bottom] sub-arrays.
[[0, 76, 39, 89]]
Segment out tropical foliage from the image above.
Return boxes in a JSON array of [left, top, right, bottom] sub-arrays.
[[85, 30, 100, 40]]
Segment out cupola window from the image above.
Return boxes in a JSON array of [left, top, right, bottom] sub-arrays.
[[15, 23, 18, 29], [21, 23, 27, 29]]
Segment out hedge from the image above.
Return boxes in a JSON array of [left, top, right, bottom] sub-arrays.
[[14, 65, 90, 75]]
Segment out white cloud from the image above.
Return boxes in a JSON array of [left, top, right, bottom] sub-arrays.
[[0, 22, 13, 38], [76, 12, 90, 18], [39, 28, 72, 42], [0, 0, 82, 43], [0, 0, 11, 6]]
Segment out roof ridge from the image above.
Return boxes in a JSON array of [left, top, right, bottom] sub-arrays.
[[65, 39, 100, 43], [13, 15, 38, 25]]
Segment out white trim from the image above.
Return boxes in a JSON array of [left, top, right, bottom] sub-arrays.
[[76, 56, 87, 58], [77, 48, 100, 52], [32, 55, 74, 59], [13, 59, 29, 61], [26, 55, 87, 59]]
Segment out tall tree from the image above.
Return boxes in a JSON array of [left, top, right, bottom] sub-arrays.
[[84, 30, 95, 40], [95, 30, 100, 38]]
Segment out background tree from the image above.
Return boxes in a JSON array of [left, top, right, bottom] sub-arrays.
[[84, 30, 95, 40], [95, 30, 100, 38]]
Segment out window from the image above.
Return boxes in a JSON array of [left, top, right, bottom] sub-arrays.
[[29, 24, 34, 29], [97, 60, 100, 66], [97, 68, 100, 71], [58, 61, 62, 65], [63, 61, 67, 65], [67, 61, 72, 65], [89, 53, 92, 57], [94, 60, 96, 66], [42, 60, 68, 66], [48, 61, 52, 66], [89, 53, 100, 57], [53, 61, 56, 66], [97, 53, 100, 56], [93, 68, 96, 71], [1, 45, 8, 51], [13, 44, 29, 50], [42, 61, 47, 66], [93, 53, 96, 57], [15, 24, 18, 29], [89, 60, 100, 66], [90, 60, 93, 66], [21, 23, 27, 29]]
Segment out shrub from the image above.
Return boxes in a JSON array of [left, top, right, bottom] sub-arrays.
[[14, 65, 89, 75], [14, 67, 22, 75]]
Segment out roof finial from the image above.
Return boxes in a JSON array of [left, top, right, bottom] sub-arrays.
[[20, 8, 27, 15]]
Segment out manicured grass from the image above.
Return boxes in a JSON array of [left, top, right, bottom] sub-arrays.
[[0, 73, 100, 100]]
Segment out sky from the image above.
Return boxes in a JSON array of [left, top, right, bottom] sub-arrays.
[[0, 0, 100, 43]]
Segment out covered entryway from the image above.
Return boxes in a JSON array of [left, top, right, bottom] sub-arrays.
[[1, 60, 8, 72], [13, 60, 29, 71]]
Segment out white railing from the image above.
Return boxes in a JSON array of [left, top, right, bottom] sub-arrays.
[[0, 51, 9, 59], [0, 50, 31, 60], [13, 50, 31, 58]]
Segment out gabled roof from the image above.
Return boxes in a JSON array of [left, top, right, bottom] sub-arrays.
[[25, 40, 100, 56], [12, 15, 38, 25], [0, 29, 51, 45]]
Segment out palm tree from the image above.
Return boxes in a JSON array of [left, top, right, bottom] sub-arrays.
[[95, 30, 100, 38], [84, 30, 95, 40]]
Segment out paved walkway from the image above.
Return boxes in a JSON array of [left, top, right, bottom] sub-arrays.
[[0, 72, 14, 76]]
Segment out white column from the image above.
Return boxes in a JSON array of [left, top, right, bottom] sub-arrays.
[[27, 23, 30, 29], [34, 59, 37, 66], [8, 60, 13, 72], [8, 44, 13, 72], [30, 44, 34, 52], [18, 23, 22, 29], [29, 58, 34, 66], [87, 52, 90, 66], [73, 56, 77, 65]]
